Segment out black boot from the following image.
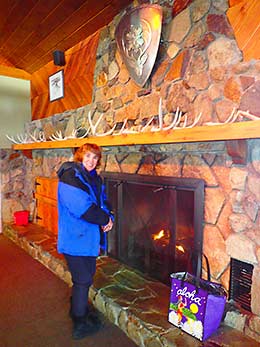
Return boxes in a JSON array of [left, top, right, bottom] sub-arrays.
[[69, 297, 103, 328], [72, 316, 99, 340], [87, 307, 104, 328]]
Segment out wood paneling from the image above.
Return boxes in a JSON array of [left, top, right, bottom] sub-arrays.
[[31, 32, 100, 119], [227, 0, 260, 60], [0, 66, 31, 80], [229, 0, 243, 6], [0, 0, 132, 74], [35, 177, 58, 234]]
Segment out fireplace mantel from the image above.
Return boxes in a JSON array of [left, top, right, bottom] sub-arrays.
[[12, 120, 260, 150]]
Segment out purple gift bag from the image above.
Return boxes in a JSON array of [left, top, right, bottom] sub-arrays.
[[168, 256, 227, 341]]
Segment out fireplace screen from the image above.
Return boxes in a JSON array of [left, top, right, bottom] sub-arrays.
[[102, 172, 204, 285]]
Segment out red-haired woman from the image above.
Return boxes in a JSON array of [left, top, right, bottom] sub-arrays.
[[57, 143, 113, 340]]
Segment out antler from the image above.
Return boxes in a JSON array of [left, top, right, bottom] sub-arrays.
[[173, 110, 203, 130], [28, 129, 46, 142], [94, 123, 117, 137], [141, 116, 154, 132], [205, 108, 238, 126], [186, 112, 202, 128], [88, 111, 104, 136], [224, 108, 238, 124], [49, 130, 65, 141], [6, 134, 21, 144], [236, 110, 260, 121], [74, 127, 90, 138], [6, 133, 31, 144], [49, 126, 90, 141]]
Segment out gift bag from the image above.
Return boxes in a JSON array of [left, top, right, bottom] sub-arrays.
[[168, 254, 227, 341]]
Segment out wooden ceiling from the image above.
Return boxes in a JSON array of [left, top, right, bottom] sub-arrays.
[[0, 0, 132, 78]]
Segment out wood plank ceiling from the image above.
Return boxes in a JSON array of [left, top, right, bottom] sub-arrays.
[[0, 0, 132, 77]]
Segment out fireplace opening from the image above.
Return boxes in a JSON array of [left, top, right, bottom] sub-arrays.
[[102, 172, 204, 285]]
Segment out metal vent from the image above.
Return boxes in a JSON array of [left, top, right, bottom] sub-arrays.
[[229, 258, 253, 312]]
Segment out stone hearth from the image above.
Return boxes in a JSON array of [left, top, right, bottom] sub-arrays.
[[3, 223, 259, 347]]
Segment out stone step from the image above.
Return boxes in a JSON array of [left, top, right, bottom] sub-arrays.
[[3, 223, 260, 347]]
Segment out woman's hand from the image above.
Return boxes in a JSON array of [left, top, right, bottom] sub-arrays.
[[102, 217, 113, 232]]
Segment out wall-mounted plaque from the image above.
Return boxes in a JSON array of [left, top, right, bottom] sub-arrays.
[[115, 4, 162, 87], [49, 70, 64, 102]]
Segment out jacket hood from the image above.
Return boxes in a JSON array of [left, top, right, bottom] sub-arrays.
[[57, 161, 98, 184], [57, 161, 80, 179]]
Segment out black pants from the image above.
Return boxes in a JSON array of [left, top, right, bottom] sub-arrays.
[[64, 254, 96, 318]]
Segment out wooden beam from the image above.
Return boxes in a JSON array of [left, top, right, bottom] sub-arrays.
[[11, 120, 260, 150], [0, 65, 31, 80]]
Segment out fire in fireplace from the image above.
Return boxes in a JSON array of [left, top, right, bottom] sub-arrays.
[[102, 172, 204, 285]]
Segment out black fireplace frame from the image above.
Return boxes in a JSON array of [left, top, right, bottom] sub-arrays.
[[102, 172, 205, 281]]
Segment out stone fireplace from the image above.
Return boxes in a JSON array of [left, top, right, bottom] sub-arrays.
[[1, 139, 260, 342], [1, 0, 260, 342]]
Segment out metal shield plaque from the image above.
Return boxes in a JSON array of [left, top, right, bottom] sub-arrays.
[[115, 4, 162, 87]]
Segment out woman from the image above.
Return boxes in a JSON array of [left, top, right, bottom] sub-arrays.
[[57, 143, 113, 340]]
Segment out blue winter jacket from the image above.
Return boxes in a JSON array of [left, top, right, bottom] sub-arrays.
[[57, 161, 113, 257]]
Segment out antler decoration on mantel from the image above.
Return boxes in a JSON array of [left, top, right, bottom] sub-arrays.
[[87, 111, 118, 137], [6, 134, 30, 144], [29, 130, 46, 142], [5, 98, 260, 144], [49, 127, 90, 141]]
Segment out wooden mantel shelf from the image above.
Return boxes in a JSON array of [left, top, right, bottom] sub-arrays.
[[12, 120, 260, 150]]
